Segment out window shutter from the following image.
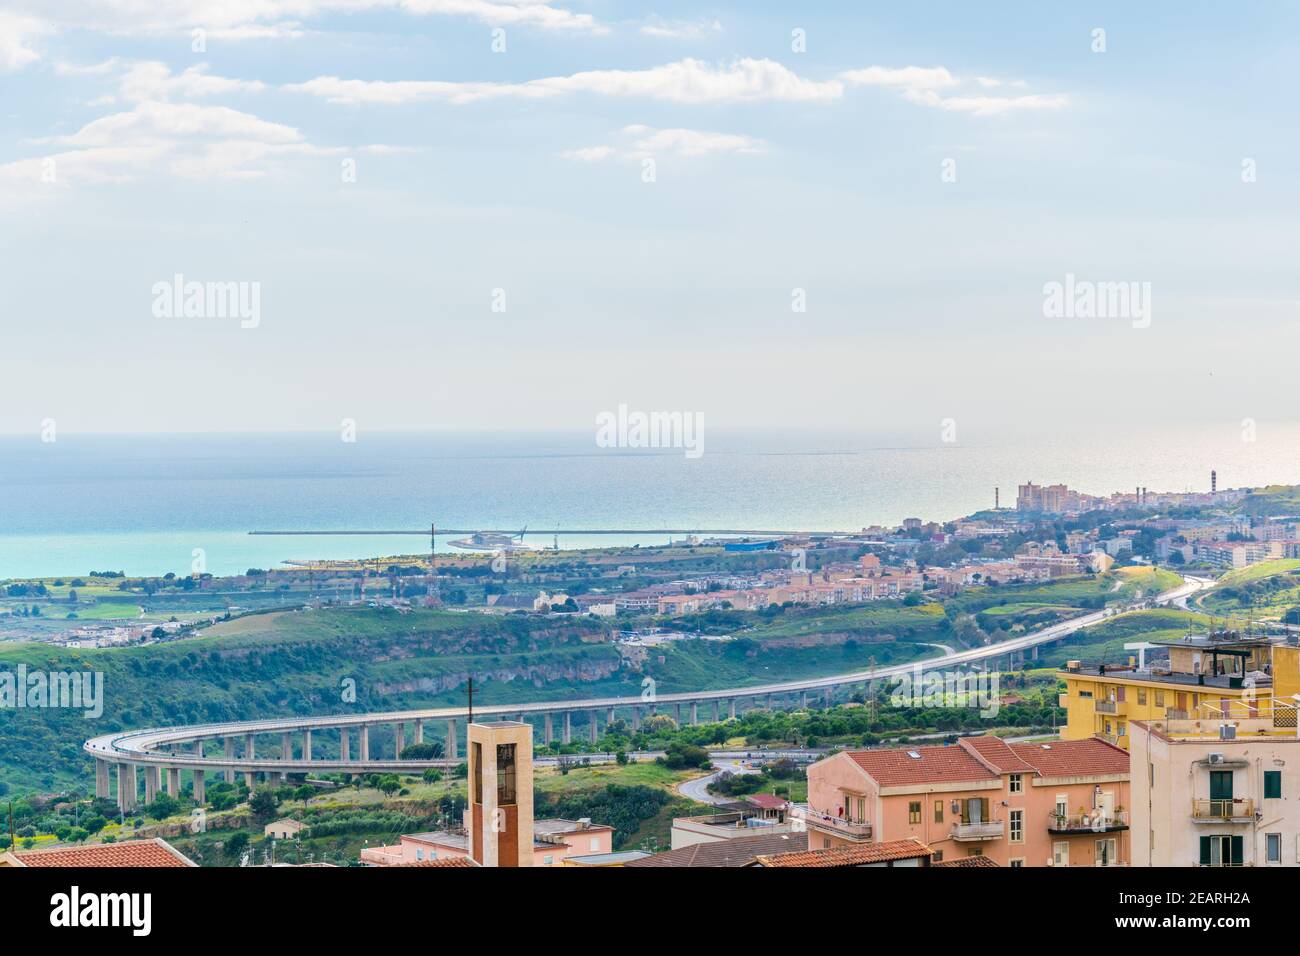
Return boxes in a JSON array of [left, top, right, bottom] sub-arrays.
[[1199, 836, 1211, 866], [1231, 836, 1244, 867]]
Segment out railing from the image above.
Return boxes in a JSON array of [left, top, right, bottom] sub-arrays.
[[1048, 810, 1128, 833], [803, 811, 872, 837], [1191, 798, 1255, 820], [951, 820, 1004, 841], [1094, 700, 1118, 714]]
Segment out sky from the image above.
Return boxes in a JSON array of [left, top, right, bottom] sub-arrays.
[[1, 1, 1299, 436]]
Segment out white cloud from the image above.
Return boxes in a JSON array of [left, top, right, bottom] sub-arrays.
[[287, 57, 844, 105], [118, 62, 267, 103], [1, 0, 603, 40], [639, 16, 723, 40], [901, 88, 1068, 116], [0, 12, 45, 72], [562, 124, 765, 162], [841, 64, 1066, 116], [840, 65, 957, 91]]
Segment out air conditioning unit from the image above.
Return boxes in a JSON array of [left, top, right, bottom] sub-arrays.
[[1207, 752, 1226, 764], [1219, 723, 1237, 741]]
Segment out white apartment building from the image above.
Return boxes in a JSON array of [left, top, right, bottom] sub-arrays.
[[1131, 717, 1300, 867]]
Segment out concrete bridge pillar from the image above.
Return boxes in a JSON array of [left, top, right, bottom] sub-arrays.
[[414, 722, 424, 745], [729, 699, 737, 719], [800, 691, 808, 709], [281, 732, 292, 762], [446, 719, 457, 760], [395, 723, 405, 758], [631, 707, 641, 731], [563, 711, 572, 744], [193, 769, 205, 805], [589, 711, 598, 744], [244, 770, 256, 789], [95, 759, 110, 798], [303, 729, 312, 761], [245, 734, 256, 762], [824, 687, 833, 708], [713, 700, 720, 721], [117, 764, 137, 813], [544, 713, 553, 745], [340, 728, 350, 763], [144, 766, 159, 804], [690, 702, 698, 725], [606, 707, 615, 728], [165, 767, 179, 797], [1032, 645, 1039, 661], [765, 694, 773, 710], [359, 725, 370, 761], [674, 703, 682, 724], [224, 738, 236, 783]]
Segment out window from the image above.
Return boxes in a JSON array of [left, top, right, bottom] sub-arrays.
[[1009, 773, 1022, 794], [1096, 838, 1117, 867], [1199, 835, 1243, 867], [1010, 809, 1023, 844], [543, 855, 554, 866], [908, 801, 922, 824], [967, 847, 983, 857], [589, 837, 599, 851], [934, 800, 943, 823], [931, 851, 944, 863], [1009, 858, 1024, 868], [960, 798, 989, 824], [1266, 833, 1281, 864], [1155, 690, 1165, 707], [471, 742, 483, 804], [1118, 723, 1126, 737], [1137, 688, 1147, 706], [496, 743, 517, 805], [415, 849, 424, 861], [1265, 770, 1282, 799], [1079, 690, 1093, 699]]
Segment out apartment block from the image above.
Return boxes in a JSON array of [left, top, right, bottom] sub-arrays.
[[804, 735, 1130, 867]]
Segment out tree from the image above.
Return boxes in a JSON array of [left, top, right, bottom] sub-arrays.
[[400, 741, 444, 760], [249, 789, 279, 821], [376, 774, 401, 796], [225, 831, 250, 862]]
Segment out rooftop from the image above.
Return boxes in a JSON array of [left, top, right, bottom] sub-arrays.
[[841, 735, 1128, 787], [2, 838, 195, 868], [1060, 663, 1270, 690], [752, 838, 932, 868], [624, 832, 805, 868]]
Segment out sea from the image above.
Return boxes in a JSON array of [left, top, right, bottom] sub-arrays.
[[1, 424, 1297, 579]]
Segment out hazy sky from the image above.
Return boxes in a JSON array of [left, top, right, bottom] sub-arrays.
[[2, 1, 1298, 435]]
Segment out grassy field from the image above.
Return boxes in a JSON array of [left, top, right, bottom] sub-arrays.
[[1218, 558, 1300, 587]]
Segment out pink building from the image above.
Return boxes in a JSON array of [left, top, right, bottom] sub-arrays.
[[360, 818, 613, 868], [805, 735, 1130, 867]]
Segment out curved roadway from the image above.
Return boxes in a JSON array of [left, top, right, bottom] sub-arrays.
[[84, 574, 1213, 779]]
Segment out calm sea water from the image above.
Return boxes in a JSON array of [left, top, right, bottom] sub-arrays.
[[1, 425, 1297, 578]]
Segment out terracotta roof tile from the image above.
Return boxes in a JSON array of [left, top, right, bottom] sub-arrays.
[[1009, 738, 1130, 777], [846, 745, 999, 787], [394, 856, 476, 867], [959, 735, 1037, 774], [753, 838, 932, 868], [934, 855, 1000, 867], [624, 832, 805, 868], [8, 838, 194, 868]]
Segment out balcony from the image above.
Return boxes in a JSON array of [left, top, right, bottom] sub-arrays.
[[1191, 798, 1255, 822], [1047, 810, 1129, 834], [951, 820, 1004, 841], [803, 811, 872, 839], [1094, 700, 1118, 715]]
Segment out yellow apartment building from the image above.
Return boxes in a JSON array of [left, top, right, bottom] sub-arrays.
[[1059, 635, 1294, 749]]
